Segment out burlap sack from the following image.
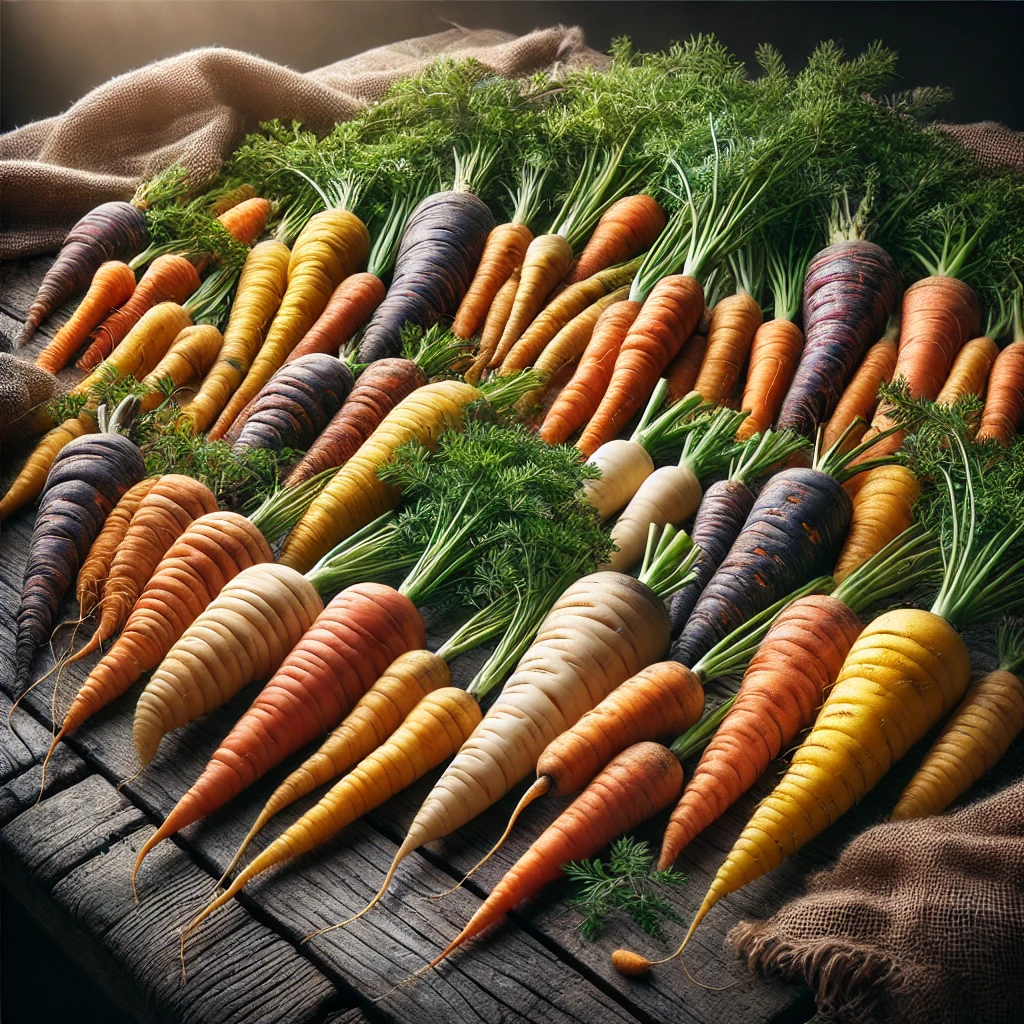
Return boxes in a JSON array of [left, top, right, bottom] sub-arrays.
[[0, 25, 606, 260], [0, 353, 60, 445], [729, 774, 1024, 1024]]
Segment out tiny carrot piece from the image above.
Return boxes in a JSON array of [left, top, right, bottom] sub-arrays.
[[694, 293, 762, 405], [977, 340, 1024, 444], [35, 262, 136, 374], [538, 298, 639, 445], [76, 255, 201, 370], [215, 197, 272, 248]]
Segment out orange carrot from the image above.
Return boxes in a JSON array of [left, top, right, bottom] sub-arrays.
[[822, 333, 898, 451], [467, 267, 520, 382], [427, 743, 683, 967], [694, 292, 762, 405], [215, 197, 272, 249], [735, 319, 802, 439], [664, 332, 707, 406], [453, 224, 533, 339], [283, 273, 386, 364], [570, 195, 666, 284], [978, 340, 1024, 443], [76, 255, 201, 370], [538, 299, 640, 444], [35, 262, 136, 374], [578, 275, 704, 456]]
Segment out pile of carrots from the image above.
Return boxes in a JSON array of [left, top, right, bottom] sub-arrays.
[[3, 30, 1024, 1000]]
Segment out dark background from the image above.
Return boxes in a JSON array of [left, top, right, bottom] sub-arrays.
[[1, 3, 1022, 1023], [1, 1, 1023, 133]]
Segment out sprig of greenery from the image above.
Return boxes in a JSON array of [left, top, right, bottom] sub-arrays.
[[564, 838, 688, 942]]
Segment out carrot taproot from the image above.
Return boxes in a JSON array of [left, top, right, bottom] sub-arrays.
[[936, 336, 999, 405], [221, 648, 450, 880], [538, 299, 640, 445], [133, 582, 425, 876], [578, 275, 705, 457], [43, 512, 272, 768], [76, 477, 159, 618], [66, 475, 219, 667], [664, 333, 707, 406], [498, 259, 641, 376], [181, 241, 290, 433], [34, 262, 137, 374], [76, 255, 201, 370], [776, 238, 901, 438], [822, 333, 898, 451], [178, 685, 481, 938], [278, 380, 482, 572], [420, 743, 683, 970], [212, 206, 370, 437], [72, 302, 193, 398], [138, 324, 224, 412], [468, 267, 521, 381], [214, 197, 272, 249], [833, 464, 919, 582], [282, 273, 385, 363], [978, 341, 1024, 443], [207, 184, 257, 218], [231, 354, 353, 454], [570, 195, 666, 284], [694, 270, 762, 406], [0, 415, 93, 522], [19, 201, 149, 345], [14, 404, 146, 683], [132, 562, 323, 766], [892, 618, 1024, 820], [735, 321, 801, 438]]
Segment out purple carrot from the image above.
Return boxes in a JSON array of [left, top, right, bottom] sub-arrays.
[[775, 240, 900, 438]]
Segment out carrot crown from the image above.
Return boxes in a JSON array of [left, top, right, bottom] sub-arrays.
[[366, 189, 419, 279], [830, 524, 941, 616], [726, 247, 762, 303], [764, 227, 812, 323], [629, 381, 707, 460], [812, 418, 902, 483], [996, 617, 1024, 676], [637, 522, 700, 599], [907, 212, 985, 282], [678, 406, 747, 479], [507, 164, 548, 229], [729, 428, 809, 485]]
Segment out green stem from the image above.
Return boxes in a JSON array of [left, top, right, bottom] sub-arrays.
[[677, 407, 747, 480], [304, 512, 416, 595], [670, 695, 737, 762], [509, 164, 548, 228], [637, 524, 698, 599], [631, 389, 707, 461], [730, 428, 809, 487], [434, 594, 518, 662], [248, 466, 338, 543]]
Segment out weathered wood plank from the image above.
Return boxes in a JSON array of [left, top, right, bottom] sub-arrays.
[[2, 773, 339, 1024]]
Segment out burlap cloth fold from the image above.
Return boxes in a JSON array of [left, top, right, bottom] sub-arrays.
[[0, 25, 606, 259]]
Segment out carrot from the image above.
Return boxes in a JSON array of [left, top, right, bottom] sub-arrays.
[[667, 428, 809, 634], [14, 400, 146, 683], [132, 582, 426, 877], [138, 324, 224, 412], [605, 407, 746, 572], [0, 414, 93, 523], [833, 464, 919, 582], [978, 341, 1024, 443], [72, 302, 193, 398], [578, 274, 705, 456], [425, 743, 683, 968], [659, 528, 937, 868], [213, 196, 272, 249], [34, 262, 137, 374], [498, 259, 642, 376], [76, 255, 201, 370], [207, 184, 257, 217], [538, 298, 640, 445], [623, 441, 1021, 970], [664, 332, 707, 406], [212, 183, 370, 436], [282, 274, 385, 362], [469, 267, 521, 381], [453, 165, 545, 340], [132, 562, 323, 766], [520, 285, 632, 409], [231, 354, 353, 454], [178, 686, 482, 940], [43, 512, 271, 767], [570, 195, 667, 284], [357, 151, 494, 362], [76, 477, 159, 618], [822, 331, 898, 451], [892, 617, 1024, 820], [220, 648, 450, 880], [671, 424, 891, 666], [277, 379, 483, 572], [936, 336, 999, 405], [19, 201, 149, 345], [65, 475, 219, 667], [496, 147, 637, 362], [181, 240, 290, 433]]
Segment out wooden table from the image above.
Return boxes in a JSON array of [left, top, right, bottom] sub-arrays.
[[3, 256, 1020, 1024]]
